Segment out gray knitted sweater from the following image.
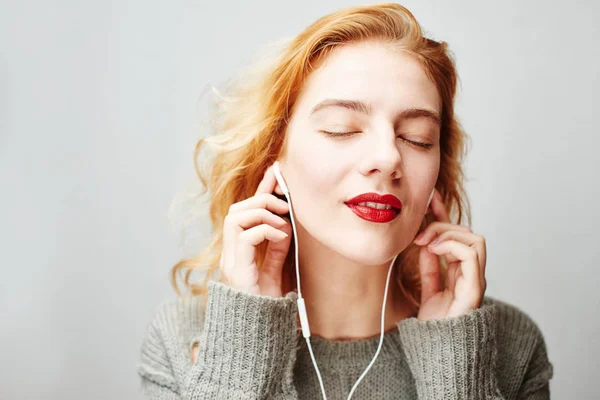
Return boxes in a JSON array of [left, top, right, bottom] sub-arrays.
[[137, 280, 553, 399]]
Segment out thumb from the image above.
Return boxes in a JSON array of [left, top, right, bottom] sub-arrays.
[[419, 245, 442, 304]]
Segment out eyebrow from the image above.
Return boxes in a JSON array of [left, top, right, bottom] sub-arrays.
[[309, 98, 441, 126]]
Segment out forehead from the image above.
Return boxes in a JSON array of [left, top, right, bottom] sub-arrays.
[[296, 41, 441, 115]]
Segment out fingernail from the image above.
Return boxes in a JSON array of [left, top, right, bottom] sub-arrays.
[[414, 232, 425, 242], [431, 237, 441, 245]]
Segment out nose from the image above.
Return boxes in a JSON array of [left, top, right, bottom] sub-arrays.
[[358, 127, 403, 179]]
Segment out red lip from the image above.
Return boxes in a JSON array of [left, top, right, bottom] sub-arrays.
[[344, 192, 402, 223], [345, 193, 403, 209]]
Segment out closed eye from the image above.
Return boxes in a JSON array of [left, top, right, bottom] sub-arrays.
[[319, 130, 434, 149], [319, 130, 361, 137]]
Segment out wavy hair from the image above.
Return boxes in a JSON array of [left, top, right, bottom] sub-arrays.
[[171, 3, 472, 310]]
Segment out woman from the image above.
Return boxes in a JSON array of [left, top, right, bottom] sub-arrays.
[[138, 3, 553, 399]]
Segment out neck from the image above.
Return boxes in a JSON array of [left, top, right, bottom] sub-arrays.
[[293, 229, 417, 340]]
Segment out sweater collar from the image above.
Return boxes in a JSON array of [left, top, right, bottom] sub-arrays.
[[295, 326, 404, 370]]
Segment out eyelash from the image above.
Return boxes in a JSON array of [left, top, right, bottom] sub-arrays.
[[320, 130, 434, 149]]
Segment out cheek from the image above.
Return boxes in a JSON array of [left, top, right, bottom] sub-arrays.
[[403, 146, 440, 178], [292, 153, 338, 198], [288, 133, 347, 199]]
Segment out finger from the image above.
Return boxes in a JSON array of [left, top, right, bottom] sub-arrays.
[[426, 230, 486, 277], [222, 201, 288, 275], [235, 224, 288, 283], [419, 245, 442, 304], [414, 221, 471, 246], [430, 189, 451, 223], [255, 166, 276, 195], [227, 208, 288, 230], [427, 240, 482, 300], [255, 166, 284, 196], [222, 208, 287, 276], [229, 192, 289, 216], [259, 219, 293, 297]]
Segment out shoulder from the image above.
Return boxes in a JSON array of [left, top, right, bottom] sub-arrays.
[[137, 294, 208, 393], [482, 296, 554, 391]]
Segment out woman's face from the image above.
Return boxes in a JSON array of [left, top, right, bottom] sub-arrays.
[[279, 40, 441, 266]]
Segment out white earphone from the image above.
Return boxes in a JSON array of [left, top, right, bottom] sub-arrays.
[[427, 188, 435, 208], [271, 161, 402, 400], [272, 162, 289, 195]]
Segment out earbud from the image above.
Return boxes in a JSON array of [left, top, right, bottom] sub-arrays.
[[272, 161, 289, 195]]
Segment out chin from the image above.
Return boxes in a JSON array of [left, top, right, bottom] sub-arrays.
[[332, 242, 399, 266]]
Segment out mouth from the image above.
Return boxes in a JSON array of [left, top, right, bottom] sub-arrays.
[[344, 192, 402, 223], [352, 201, 398, 210], [345, 203, 401, 223]]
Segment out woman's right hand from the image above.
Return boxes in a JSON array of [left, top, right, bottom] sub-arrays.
[[220, 165, 293, 298]]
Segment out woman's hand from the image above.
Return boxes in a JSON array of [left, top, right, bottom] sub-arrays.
[[412, 189, 487, 320], [220, 165, 293, 298]]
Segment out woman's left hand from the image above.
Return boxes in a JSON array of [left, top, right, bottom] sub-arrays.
[[412, 189, 487, 321]]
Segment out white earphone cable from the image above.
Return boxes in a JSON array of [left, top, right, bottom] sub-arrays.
[[282, 189, 398, 400], [274, 162, 403, 400], [346, 254, 397, 400], [283, 192, 328, 399]]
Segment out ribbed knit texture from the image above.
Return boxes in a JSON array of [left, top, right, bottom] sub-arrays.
[[138, 281, 553, 399]]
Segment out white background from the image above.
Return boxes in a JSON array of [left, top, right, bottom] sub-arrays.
[[1, 1, 598, 399]]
